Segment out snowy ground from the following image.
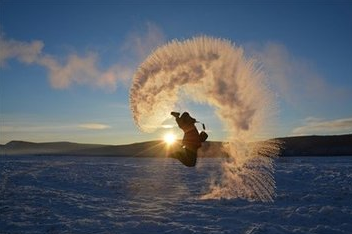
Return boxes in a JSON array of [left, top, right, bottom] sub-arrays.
[[1, 156, 351, 234]]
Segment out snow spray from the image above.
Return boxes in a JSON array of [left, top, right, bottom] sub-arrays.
[[130, 37, 280, 202]]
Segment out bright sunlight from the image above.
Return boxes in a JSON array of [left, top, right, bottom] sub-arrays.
[[164, 133, 176, 145]]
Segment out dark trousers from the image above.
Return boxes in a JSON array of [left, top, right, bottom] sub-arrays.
[[170, 148, 197, 167]]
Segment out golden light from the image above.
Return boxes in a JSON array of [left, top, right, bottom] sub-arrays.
[[164, 133, 176, 145]]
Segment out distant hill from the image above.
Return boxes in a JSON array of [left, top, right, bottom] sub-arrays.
[[0, 141, 106, 155], [0, 140, 168, 157], [276, 134, 352, 156], [0, 134, 351, 157]]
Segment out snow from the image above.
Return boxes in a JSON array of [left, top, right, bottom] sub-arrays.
[[1, 156, 352, 234]]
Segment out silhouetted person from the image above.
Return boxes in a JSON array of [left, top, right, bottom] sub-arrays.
[[169, 112, 202, 167]]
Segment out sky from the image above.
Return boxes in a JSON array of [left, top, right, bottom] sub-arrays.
[[0, 0, 352, 145]]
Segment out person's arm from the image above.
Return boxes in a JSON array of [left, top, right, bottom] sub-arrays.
[[176, 116, 183, 128], [171, 112, 183, 128]]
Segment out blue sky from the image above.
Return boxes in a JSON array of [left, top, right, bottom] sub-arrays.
[[1, 0, 352, 144]]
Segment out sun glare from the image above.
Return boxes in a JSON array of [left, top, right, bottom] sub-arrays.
[[164, 133, 176, 145]]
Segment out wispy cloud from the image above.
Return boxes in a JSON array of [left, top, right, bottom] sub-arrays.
[[122, 22, 166, 61], [37, 53, 132, 91], [78, 123, 111, 130], [0, 35, 43, 66], [0, 22, 166, 91], [1, 120, 111, 133], [292, 117, 352, 135], [0, 118, 113, 143], [247, 42, 351, 108], [161, 124, 175, 129], [1, 124, 70, 133]]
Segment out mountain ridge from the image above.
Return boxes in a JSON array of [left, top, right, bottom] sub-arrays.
[[1, 134, 351, 157]]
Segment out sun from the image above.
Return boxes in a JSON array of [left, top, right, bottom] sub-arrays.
[[164, 133, 176, 145]]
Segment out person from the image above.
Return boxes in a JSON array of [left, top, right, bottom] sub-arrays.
[[169, 112, 202, 167]]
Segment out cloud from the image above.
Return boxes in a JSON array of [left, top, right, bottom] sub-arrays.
[[292, 117, 352, 135], [161, 124, 174, 129], [0, 120, 113, 143], [0, 34, 44, 66], [247, 42, 350, 108], [1, 121, 111, 132], [38, 53, 132, 91], [1, 123, 73, 133], [0, 22, 165, 91], [78, 123, 111, 130], [122, 22, 166, 61]]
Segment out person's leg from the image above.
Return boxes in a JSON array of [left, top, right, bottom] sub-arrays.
[[169, 148, 197, 167], [184, 148, 197, 167]]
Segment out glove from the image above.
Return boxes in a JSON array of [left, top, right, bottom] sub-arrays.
[[171, 112, 180, 117]]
